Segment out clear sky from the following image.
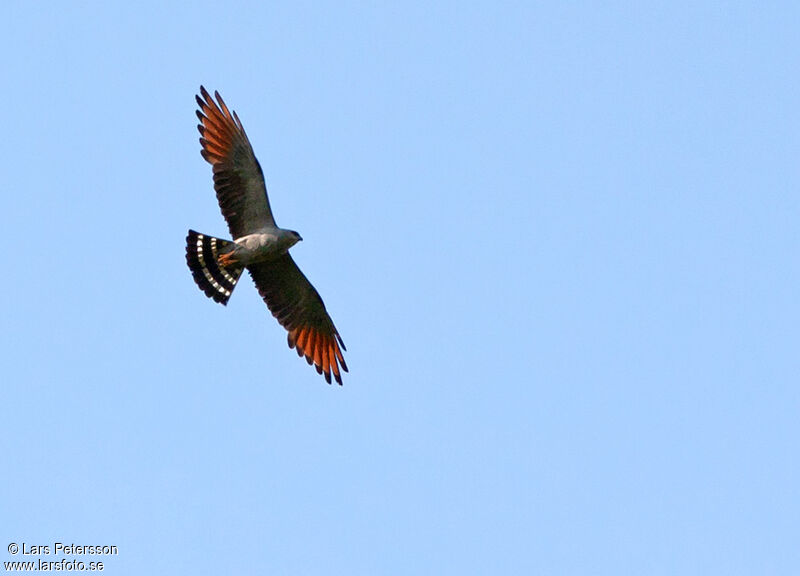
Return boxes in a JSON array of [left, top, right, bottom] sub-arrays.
[[2, 2, 798, 574]]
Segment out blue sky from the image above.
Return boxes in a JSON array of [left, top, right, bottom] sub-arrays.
[[2, 2, 798, 574]]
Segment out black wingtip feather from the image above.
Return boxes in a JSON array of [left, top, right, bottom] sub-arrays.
[[214, 91, 228, 109]]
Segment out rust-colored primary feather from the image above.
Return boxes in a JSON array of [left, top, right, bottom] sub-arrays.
[[196, 87, 241, 162], [321, 340, 330, 383], [290, 325, 346, 384]]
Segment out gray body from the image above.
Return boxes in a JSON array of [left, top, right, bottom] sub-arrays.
[[231, 229, 302, 266]]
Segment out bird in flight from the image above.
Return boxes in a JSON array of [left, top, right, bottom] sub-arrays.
[[186, 87, 348, 384]]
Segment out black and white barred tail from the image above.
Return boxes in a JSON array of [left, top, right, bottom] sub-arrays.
[[185, 230, 244, 305]]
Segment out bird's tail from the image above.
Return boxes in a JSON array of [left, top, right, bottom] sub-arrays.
[[185, 230, 244, 305]]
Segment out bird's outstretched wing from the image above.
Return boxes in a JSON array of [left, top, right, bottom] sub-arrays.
[[248, 256, 348, 385], [196, 86, 276, 238]]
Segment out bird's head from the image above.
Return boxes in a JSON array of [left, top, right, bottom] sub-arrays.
[[284, 229, 303, 248]]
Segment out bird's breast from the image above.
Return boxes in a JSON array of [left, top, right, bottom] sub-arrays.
[[234, 233, 284, 264]]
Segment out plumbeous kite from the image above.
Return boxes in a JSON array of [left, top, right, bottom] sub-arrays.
[[186, 87, 348, 385]]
